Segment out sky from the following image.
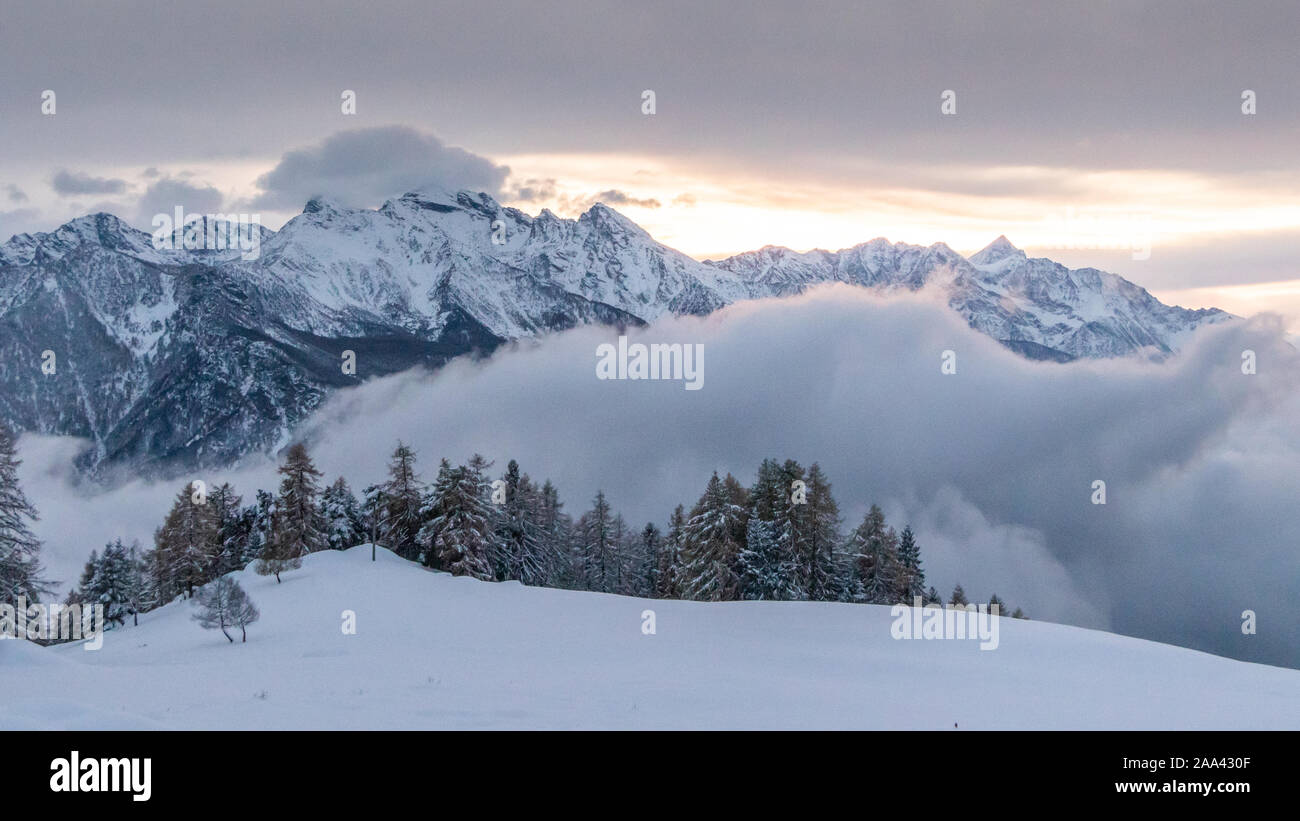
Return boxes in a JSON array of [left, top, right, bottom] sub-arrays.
[[2, 0, 1299, 323]]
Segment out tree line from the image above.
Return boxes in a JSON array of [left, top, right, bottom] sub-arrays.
[[57, 439, 1028, 627]]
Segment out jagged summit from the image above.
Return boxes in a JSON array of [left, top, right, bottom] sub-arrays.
[[969, 235, 1025, 266], [0, 192, 1232, 474]]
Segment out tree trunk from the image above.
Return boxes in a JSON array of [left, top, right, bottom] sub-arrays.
[[241, 624, 247, 642]]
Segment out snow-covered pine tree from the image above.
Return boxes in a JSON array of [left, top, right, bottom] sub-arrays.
[[743, 459, 797, 600], [654, 505, 686, 599], [270, 442, 327, 560], [987, 593, 1006, 617], [381, 442, 424, 560], [535, 479, 569, 588], [321, 477, 364, 551], [925, 586, 942, 605], [949, 584, 969, 607], [738, 517, 782, 599], [124, 540, 149, 625], [847, 504, 902, 604], [679, 472, 744, 601], [416, 459, 454, 567], [242, 489, 276, 568], [208, 482, 246, 576], [85, 539, 136, 628], [192, 576, 260, 643], [519, 474, 548, 586], [0, 423, 50, 603], [721, 473, 751, 549], [772, 459, 808, 600], [579, 490, 615, 592], [427, 455, 496, 580], [637, 522, 661, 598], [493, 460, 532, 582], [68, 549, 98, 607], [897, 525, 925, 601], [609, 513, 629, 594]]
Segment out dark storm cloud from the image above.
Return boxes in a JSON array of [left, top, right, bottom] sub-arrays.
[[250, 126, 511, 210], [50, 170, 128, 196]]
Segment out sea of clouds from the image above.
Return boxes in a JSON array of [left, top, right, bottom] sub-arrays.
[[18, 285, 1300, 667]]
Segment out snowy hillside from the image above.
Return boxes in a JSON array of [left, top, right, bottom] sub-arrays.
[[2, 546, 1295, 730], [0, 190, 1230, 475]]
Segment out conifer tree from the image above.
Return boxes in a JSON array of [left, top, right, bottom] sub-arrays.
[[0, 423, 50, 603], [638, 522, 661, 598], [91, 539, 137, 627], [772, 459, 808, 600], [897, 525, 925, 601], [655, 505, 685, 598], [381, 442, 424, 560], [242, 489, 276, 568], [417, 459, 455, 567], [580, 490, 615, 592], [425, 456, 495, 579], [847, 504, 901, 604], [800, 464, 840, 601], [745, 459, 799, 600], [154, 482, 220, 599], [949, 584, 969, 607], [208, 482, 246, 575], [322, 477, 364, 551], [270, 442, 327, 559], [536, 479, 569, 588], [738, 517, 783, 600], [679, 473, 744, 601], [494, 460, 546, 582]]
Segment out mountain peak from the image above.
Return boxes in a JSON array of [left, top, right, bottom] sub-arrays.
[[969, 235, 1024, 266], [579, 201, 648, 237]]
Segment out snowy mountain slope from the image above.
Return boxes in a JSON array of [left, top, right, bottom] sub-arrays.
[[1, 546, 1295, 730], [0, 191, 1231, 474]]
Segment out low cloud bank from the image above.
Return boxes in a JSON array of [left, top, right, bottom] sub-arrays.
[[20, 286, 1300, 667]]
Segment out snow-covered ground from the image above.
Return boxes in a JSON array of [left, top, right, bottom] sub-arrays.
[[2, 546, 1297, 730]]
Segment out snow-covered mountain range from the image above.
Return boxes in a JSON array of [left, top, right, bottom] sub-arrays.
[[0, 188, 1230, 474]]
